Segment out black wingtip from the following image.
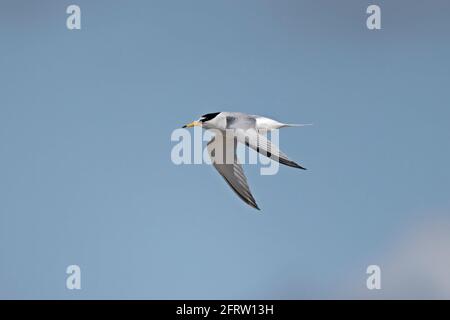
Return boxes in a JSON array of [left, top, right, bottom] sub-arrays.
[[279, 158, 307, 170], [292, 161, 307, 170], [245, 198, 260, 210], [247, 201, 260, 211]]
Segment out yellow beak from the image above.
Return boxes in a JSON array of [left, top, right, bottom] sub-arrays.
[[182, 121, 201, 128]]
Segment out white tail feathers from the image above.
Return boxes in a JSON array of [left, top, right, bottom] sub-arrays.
[[281, 123, 313, 128], [255, 116, 313, 130]]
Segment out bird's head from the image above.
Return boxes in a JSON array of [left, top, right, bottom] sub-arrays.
[[182, 112, 221, 129]]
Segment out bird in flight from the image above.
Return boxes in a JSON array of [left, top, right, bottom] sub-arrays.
[[182, 112, 309, 210]]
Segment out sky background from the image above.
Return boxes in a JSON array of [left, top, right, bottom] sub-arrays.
[[1, 0, 450, 299]]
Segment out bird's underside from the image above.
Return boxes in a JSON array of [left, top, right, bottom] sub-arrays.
[[207, 129, 305, 210]]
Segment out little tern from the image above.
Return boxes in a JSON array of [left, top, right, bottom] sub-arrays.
[[182, 112, 309, 210]]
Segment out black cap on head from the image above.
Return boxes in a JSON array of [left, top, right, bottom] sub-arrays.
[[200, 112, 221, 122]]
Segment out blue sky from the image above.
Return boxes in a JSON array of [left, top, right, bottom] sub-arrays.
[[1, 0, 450, 299]]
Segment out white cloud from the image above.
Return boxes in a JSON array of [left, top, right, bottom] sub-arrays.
[[345, 217, 450, 299]]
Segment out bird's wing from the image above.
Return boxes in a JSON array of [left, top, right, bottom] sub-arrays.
[[207, 133, 260, 210], [235, 128, 306, 170], [224, 113, 256, 130]]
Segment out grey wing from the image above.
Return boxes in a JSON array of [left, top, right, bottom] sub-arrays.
[[207, 134, 260, 210], [235, 128, 306, 170], [224, 112, 257, 130]]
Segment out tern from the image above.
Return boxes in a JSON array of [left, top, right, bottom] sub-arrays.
[[182, 112, 309, 210]]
